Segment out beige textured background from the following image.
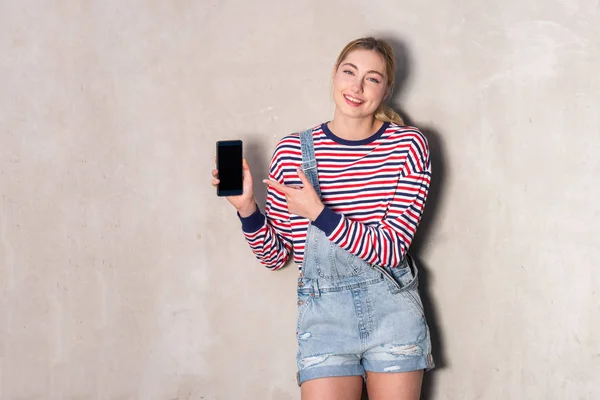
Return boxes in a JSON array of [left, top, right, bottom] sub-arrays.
[[1, 1, 599, 399]]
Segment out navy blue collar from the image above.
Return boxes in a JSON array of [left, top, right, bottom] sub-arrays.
[[321, 121, 390, 146]]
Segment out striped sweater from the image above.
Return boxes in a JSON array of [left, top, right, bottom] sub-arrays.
[[239, 121, 431, 270]]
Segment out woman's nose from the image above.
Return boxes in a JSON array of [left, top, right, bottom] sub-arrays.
[[350, 79, 363, 93]]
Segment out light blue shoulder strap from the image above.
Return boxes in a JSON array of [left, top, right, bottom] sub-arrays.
[[299, 128, 321, 198]]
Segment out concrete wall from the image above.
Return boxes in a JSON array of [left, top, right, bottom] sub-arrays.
[[1, 0, 599, 399]]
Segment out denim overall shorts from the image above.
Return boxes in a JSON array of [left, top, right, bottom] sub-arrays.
[[295, 129, 435, 385]]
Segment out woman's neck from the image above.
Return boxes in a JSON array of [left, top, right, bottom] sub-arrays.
[[328, 114, 384, 141]]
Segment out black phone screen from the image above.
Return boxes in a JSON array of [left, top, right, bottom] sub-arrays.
[[216, 140, 243, 196]]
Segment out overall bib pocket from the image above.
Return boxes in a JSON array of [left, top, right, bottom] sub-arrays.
[[316, 242, 366, 279]]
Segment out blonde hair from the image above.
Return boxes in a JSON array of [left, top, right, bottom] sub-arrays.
[[334, 37, 404, 126]]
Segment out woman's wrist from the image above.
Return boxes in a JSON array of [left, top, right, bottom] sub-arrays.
[[237, 202, 258, 218]]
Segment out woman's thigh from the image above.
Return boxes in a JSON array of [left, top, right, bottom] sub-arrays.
[[301, 376, 364, 400], [365, 370, 423, 400]]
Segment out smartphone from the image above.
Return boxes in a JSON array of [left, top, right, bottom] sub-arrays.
[[216, 140, 243, 197]]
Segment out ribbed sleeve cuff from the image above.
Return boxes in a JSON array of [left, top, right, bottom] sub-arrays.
[[237, 206, 265, 233], [312, 206, 342, 236]]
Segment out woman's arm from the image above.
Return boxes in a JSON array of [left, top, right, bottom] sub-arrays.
[[312, 133, 431, 267], [238, 139, 295, 270]]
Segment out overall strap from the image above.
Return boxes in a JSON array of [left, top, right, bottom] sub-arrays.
[[299, 128, 321, 198]]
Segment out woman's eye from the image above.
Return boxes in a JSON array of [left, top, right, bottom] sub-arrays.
[[343, 70, 354, 75], [368, 77, 381, 84]]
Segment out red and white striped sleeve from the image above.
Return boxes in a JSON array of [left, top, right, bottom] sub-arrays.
[[238, 135, 299, 270], [312, 130, 431, 267]]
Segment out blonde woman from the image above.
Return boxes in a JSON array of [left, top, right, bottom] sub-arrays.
[[213, 37, 434, 399]]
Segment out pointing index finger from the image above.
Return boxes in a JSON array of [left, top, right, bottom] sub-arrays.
[[263, 178, 290, 194]]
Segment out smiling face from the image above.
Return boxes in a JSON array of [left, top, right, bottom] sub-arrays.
[[332, 49, 390, 120]]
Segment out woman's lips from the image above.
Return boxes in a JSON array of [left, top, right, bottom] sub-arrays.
[[343, 94, 364, 107]]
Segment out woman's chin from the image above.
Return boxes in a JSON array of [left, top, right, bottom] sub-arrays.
[[335, 106, 374, 120]]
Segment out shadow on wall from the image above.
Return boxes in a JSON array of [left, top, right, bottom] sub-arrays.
[[361, 36, 449, 400]]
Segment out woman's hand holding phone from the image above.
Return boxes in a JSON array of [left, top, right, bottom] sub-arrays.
[[212, 158, 257, 217]]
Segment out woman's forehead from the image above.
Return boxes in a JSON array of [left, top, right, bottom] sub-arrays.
[[340, 49, 387, 74]]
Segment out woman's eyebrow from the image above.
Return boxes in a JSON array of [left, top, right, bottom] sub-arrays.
[[340, 62, 385, 78]]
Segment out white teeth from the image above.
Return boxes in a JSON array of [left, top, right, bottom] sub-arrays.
[[344, 95, 363, 104]]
